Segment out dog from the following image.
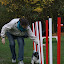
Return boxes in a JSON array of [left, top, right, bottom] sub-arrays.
[[31, 52, 40, 64]]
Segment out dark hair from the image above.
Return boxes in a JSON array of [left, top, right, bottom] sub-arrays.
[[19, 18, 29, 26]]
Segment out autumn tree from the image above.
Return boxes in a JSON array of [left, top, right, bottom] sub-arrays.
[[0, 0, 64, 32]]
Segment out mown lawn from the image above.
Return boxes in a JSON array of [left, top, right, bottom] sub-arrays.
[[0, 36, 64, 64]]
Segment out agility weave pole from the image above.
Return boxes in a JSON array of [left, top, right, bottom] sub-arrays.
[[32, 17, 61, 64], [32, 19, 53, 64], [32, 23, 36, 52], [46, 18, 53, 64], [46, 20, 48, 64], [32, 22, 40, 62], [32, 21, 44, 64], [39, 21, 44, 64], [35, 22, 41, 63], [46, 17, 61, 64], [57, 17, 61, 64], [49, 18, 53, 64]]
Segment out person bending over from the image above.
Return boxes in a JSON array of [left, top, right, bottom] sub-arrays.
[[1, 18, 38, 64]]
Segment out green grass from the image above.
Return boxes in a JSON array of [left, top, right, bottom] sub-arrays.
[[0, 36, 64, 64]]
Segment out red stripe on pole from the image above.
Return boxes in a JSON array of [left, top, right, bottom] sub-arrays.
[[38, 21, 40, 40], [32, 24, 34, 50], [57, 17, 61, 64], [46, 20, 48, 64], [35, 22, 37, 51]]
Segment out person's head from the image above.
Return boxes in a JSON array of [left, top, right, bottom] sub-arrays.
[[19, 18, 29, 28]]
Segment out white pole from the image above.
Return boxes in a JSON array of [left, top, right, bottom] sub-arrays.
[[32, 23, 36, 52], [39, 21, 44, 64], [49, 18, 53, 64], [36, 22, 41, 63]]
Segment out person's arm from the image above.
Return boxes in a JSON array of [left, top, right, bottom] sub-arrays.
[[1, 20, 14, 38], [27, 26, 38, 44], [1, 18, 20, 38], [1, 24, 11, 38], [27, 26, 46, 46], [1, 19, 16, 44], [1, 24, 11, 44]]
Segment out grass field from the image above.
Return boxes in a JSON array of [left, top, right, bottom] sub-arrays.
[[0, 36, 64, 64]]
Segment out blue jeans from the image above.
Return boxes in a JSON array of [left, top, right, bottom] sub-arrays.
[[6, 32, 24, 61]]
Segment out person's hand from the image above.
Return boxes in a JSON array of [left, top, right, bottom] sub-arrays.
[[2, 38, 5, 44]]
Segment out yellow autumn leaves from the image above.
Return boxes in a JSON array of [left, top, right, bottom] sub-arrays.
[[0, 0, 54, 13]]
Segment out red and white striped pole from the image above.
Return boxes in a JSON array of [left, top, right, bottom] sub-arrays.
[[35, 22, 41, 63], [32, 21, 44, 64], [35, 22, 38, 51], [39, 21, 44, 64], [32, 17, 61, 64], [57, 17, 61, 64], [32, 23, 36, 52], [46, 20, 48, 64]]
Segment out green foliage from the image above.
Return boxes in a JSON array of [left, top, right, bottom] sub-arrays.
[[0, 0, 64, 32], [0, 0, 55, 19], [0, 3, 15, 32]]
